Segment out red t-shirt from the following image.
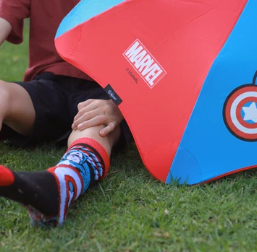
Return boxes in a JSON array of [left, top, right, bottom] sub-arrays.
[[0, 0, 92, 81]]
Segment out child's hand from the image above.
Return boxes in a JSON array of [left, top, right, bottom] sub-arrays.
[[72, 99, 124, 136]]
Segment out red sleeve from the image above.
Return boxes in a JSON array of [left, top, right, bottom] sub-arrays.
[[0, 0, 30, 44]]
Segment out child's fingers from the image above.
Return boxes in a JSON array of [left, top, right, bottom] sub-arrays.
[[75, 115, 106, 131], [99, 123, 116, 137], [73, 108, 100, 128], [75, 101, 98, 120], [77, 99, 94, 111]]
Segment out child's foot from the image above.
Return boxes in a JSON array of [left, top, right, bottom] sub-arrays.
[[0, 138, 110, 227], [0, 165, 59, 227]]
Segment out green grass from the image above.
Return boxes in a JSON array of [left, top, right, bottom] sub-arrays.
[[0, 21, 257, 252]]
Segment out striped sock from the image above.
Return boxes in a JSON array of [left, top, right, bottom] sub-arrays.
[[0, 138, 110, 227]]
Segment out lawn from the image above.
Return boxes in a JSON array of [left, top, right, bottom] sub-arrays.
[[0, 21, 257, 252]]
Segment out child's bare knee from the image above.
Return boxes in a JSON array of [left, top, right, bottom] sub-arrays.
[[0, 79, 10, 95], [0, 80, 11, 104]]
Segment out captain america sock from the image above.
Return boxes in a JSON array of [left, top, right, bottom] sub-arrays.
[[0, 137, 110, 227], [48, 137, 110, 225]]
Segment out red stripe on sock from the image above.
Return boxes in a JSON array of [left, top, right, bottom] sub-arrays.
[[0, 165, 15, 186], [70, 138, 110, 177]]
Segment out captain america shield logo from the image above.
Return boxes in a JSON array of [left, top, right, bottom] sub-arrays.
[[223, 84, 257, 141]]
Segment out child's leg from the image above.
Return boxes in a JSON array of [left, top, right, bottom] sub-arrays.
[[0, 126, 120, 227], [0, 79, 35, 135]]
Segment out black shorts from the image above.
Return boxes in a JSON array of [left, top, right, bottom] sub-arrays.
[[1, 72, 132, 148]]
